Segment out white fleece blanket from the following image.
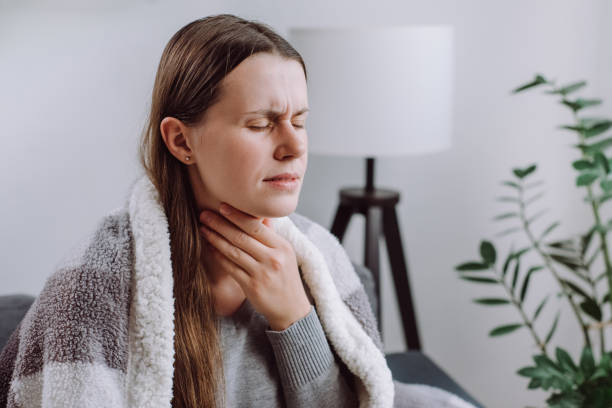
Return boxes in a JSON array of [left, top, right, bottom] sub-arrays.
[[0, 174, 479, 408]]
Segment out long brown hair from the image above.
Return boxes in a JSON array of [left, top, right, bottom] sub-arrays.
[[138, 14, 307, 408]]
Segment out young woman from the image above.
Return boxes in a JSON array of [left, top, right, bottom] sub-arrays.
[[0, 13, 479, 408], [145, 14, 362, 407]]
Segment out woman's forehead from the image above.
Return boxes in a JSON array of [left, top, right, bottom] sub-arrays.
[[221, 83, 308, 118], [220, 55, 307, 115]]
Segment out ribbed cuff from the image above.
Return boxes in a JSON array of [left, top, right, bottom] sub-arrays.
[[265, 305, 335, 389]]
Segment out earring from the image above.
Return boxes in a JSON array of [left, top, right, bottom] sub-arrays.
[[185, 156, 190, 161]]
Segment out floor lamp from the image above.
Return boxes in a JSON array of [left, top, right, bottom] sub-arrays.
[[289, 25, 454, 349]]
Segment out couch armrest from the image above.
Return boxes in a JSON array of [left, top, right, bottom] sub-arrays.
[[387, 351, 484, 408], [0, 294, 35, 351]]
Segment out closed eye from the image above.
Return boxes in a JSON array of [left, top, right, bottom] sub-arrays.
[[249, 124, 305, 131], [248, 125, 270, 130]]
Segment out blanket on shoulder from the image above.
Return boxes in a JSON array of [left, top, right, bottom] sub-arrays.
[[0, 174, 477, 408]]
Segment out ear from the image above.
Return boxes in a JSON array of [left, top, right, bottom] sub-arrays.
[[160, 116, 193, 164]]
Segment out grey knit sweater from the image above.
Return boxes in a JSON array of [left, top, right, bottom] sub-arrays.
[[218, 297, 357, 407]]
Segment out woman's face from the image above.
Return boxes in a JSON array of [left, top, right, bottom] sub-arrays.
[[163, 52, 309, 219]]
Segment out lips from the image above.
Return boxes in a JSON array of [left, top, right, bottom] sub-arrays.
[[266, 177, 297, 181], [264, 173, 300, 181]]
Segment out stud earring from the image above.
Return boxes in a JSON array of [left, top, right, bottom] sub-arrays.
[[185, 156, 190, 161]]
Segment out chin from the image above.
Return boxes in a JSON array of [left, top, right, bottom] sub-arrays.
[[255, 200, 299, 219]]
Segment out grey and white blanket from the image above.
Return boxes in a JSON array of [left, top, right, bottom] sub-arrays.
[[0, 175, 477, 408]]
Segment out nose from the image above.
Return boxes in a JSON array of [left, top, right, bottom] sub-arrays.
[[273, 120, 307, 160]]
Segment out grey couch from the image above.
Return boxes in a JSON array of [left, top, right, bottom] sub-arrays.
[[0, 262, 483, 407], [351, 262, 483, 407]]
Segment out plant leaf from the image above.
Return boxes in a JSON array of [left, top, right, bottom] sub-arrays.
[[579, 298, 602, 321], [561, 278, 590, 299], [455, 262, 490, 271], [496, 196, 520, 203], [579, 346, 595, 379], [480, 241, 496, 265], [502, 180, 521, 189], [601, 179, 612, 191], [533, 295, 550, 322], [520, 266, 544, 303], [549, 81, 586, 96], [473, 298, 511, 305], [585, 120, 612, 138], [562, 98, 602, 113], [588, 367, 609, 382], [555, 347, 578, 374], [544, 310, 561, 344], [533, 354, 562, 374], [513, 164, 537, 179], [595, 271, 606, 283], [546, 390, 585, 406], [517, 365, 549, 379], [513, 246, 533, 259], [547, 238, 576, 251], [459, 276, 499, 284], [528, 266, 545, 274], [549, 253, 584, 272], [519, 271, 532, 303], [577, 137, 612, 155], [512, 74, 548, 93], [595, 152, 611, 174], [502, 246, 515, 279], [598, 351, 612, 371], [572, 159, 594, 170], [526, 378, 542, 389], [586, 247, 601, 269], [540, 221, 561, 240], [511, 259, 521, 294], [493, 212, 520, 221], [489, 323, 523, 337], [581, 225, 597, 257], [565, 119, 612, 139], [576, 172, 599, 187], [580, 116, 612, 128]]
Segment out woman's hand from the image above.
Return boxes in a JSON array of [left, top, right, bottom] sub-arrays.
[[199, 202, 312, 331]]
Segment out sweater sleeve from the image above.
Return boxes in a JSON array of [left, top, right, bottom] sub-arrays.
[[265, 305, 358, 408]]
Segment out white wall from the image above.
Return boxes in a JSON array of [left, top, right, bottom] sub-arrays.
[[2, 1, 611, 407]]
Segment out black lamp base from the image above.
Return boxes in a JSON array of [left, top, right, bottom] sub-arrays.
[[329, 158, 421, 350]]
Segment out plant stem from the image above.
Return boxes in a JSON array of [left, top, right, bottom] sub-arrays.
[[493, 265, 548, 355], [517, 182, 592, 349], [583, 247, 605, 355]]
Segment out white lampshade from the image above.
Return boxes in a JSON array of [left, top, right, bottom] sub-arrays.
[[288, 25, 454, 157]]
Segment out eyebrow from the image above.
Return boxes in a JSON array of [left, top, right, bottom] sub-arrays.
[[244, 107, 310, 117]]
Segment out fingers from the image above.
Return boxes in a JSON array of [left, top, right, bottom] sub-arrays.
[[200, 224, 257, 283], [200, 209, 270, 263], [202, 203, 278, 248], [205, 244, 251, 288]]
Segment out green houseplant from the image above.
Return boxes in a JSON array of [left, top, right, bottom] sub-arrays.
[[455, 74, 612, 407]]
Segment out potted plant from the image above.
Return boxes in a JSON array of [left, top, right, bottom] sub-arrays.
[[455, 74, 612, 407]]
